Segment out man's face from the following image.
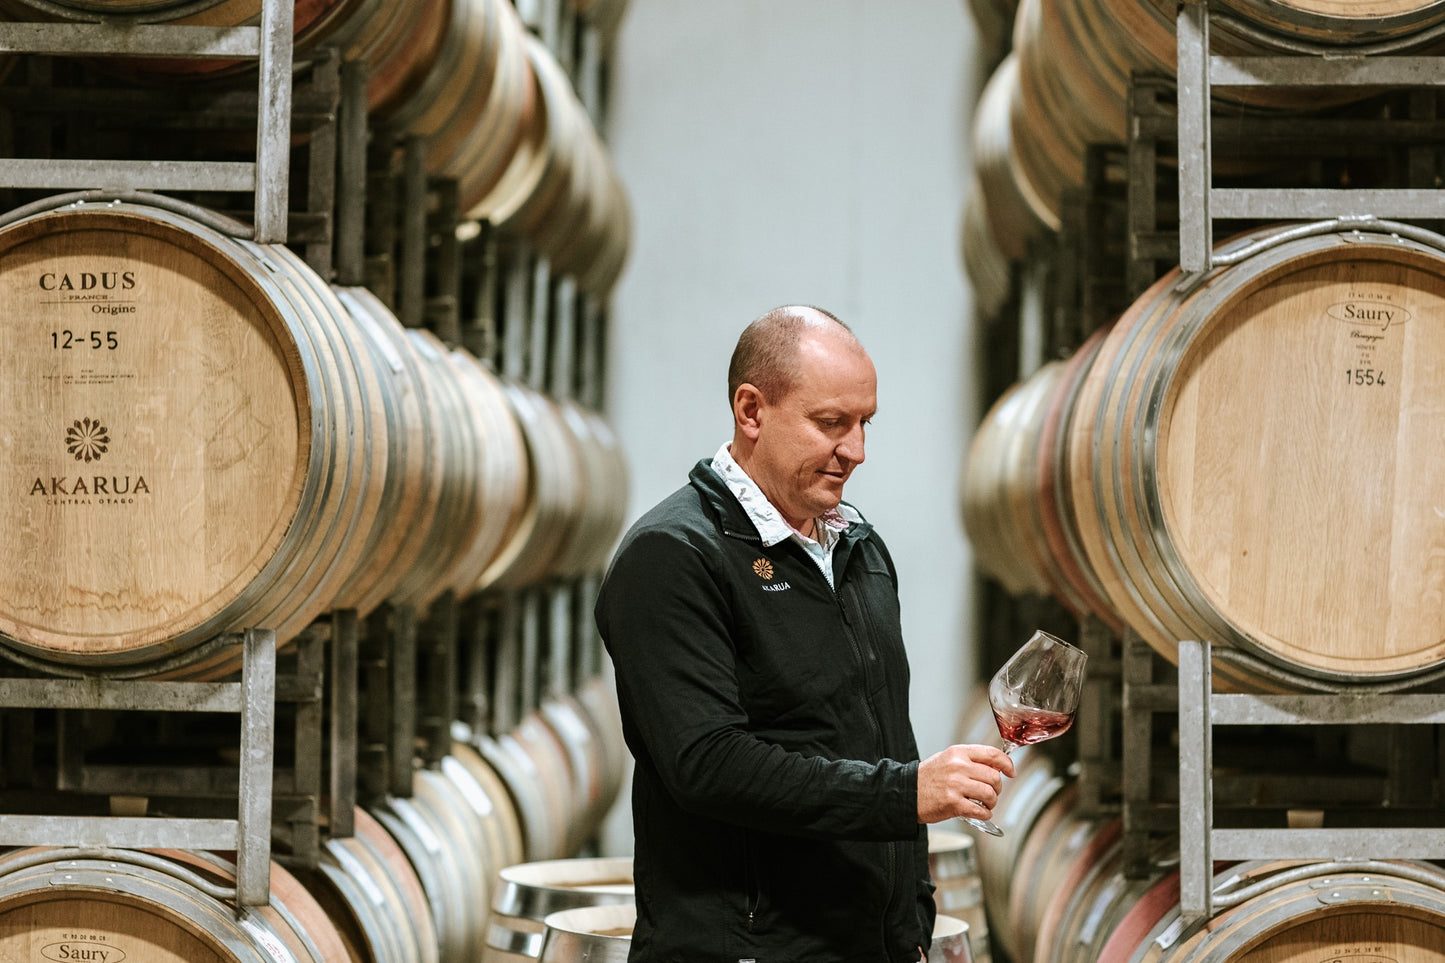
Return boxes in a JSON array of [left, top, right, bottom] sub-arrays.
[[745, 332, 877, 530]]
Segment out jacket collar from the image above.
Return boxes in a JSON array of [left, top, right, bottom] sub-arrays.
[[688, 459, 873, 547]]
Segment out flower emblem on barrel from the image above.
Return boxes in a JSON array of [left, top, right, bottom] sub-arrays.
[[752, 558, 774, 580], [66, 417, 109, 463]]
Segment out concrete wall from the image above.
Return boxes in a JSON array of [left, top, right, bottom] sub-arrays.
[[600, 0, 989, 851]]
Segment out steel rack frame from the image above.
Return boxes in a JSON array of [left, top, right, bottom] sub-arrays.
[[1176, 639, 1445, 921], [0, 629, 276, 907], [0, 0, 293, 243], [1175, 0, 1445, 273], [1117, 634, 1445, 877], [0, 615, 362, 884]]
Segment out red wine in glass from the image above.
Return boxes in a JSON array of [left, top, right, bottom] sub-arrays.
[[963, 630, 1087, 838], [993, 706, 1075, 747]]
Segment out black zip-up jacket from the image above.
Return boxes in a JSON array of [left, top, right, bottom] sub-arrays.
[[595, 460, 934, 962]]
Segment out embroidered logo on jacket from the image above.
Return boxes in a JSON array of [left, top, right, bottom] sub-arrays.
[[752, 557, 790, 591]]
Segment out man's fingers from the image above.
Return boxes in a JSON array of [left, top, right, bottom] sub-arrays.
[[916, 743, 1017, 823]]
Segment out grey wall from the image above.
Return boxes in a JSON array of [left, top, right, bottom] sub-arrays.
[[600, 0, 989, 851]]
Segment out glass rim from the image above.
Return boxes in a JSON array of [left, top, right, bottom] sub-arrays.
[[1029, 629, 1086, 656]]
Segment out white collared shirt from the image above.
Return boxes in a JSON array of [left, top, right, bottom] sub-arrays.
[[711, 443, 858, 589]]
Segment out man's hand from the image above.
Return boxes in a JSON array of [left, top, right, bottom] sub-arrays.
[[916, 744, 1015, 824]]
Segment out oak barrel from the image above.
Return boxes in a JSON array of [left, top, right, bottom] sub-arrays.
[[575, 673, 628, 821], [1142, 0, 1445, 49], [929, 914, 976, 963], [1004, 781, 1087, 963], [0, 202, 389, 672], [927, 828, 991, 963], [970, 52, 1052, 260], [972, 747, 1063, 963], [961, 361, 1068, 600], [995, 0, 1445, 234], [1033, 822, 1173, 963], [529, 903, 963, 963], [1068, 222, 1445, 687], [371, 764, 503, 963], [446, 739, 528, 877], [327, 286, 444, 616], [386, 331, 529, 614], [549, 400, 629, 580], [537, 904, 633, 963], [511, 708, 584, 860], [540, 692, 609, 853], [0, 847, 350, 962], [961, 175, 1012, 321], [1033, 322, 1126, 634], [1099, 859, 1445, 962], [473, 725, 566, 863], [478, 382, 585, 592], [295, 807, 440, 963], [483, 857, 633, 962]]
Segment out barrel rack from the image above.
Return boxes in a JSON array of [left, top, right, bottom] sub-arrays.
[[0, 0, 295, 242], [0, 0, 627, 925], [1173, 0, 1445, 274], [1164, 1, 1445, 924], [0, 630, 279, 905], [980, 0, 1445, 943]]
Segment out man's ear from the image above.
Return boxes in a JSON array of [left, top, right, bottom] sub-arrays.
[[733, 383, 764, 441]]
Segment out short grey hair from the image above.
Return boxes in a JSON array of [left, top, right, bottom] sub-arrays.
[[727, 305, 856, 405]]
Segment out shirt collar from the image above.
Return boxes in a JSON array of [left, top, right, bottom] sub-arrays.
[[710, 442, 855, 549]]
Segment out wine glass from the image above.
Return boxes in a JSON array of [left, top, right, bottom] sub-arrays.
[[962, 630, 1087, 838]]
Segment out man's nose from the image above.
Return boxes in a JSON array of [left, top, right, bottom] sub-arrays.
[[837, 424, 866, 465]]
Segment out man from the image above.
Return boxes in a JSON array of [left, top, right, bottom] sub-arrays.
[[595, 305, 1014, 962]]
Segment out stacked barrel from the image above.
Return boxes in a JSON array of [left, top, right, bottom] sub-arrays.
[[962, 219, 1445, 690], [959, 3, 1445, 961], [962, 0, 1445, 315], [0, 2, 637, 962]]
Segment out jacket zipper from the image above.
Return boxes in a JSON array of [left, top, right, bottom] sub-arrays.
[[744, 831, 760, 932], [836, 575, 901, 956], [834, 584, 883, 754], [883, 838, 898, 953], [726, 525, 903, 953]]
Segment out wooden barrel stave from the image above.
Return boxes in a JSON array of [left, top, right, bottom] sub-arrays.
[[473, 728, 562, 863], [1099, 859, 1445, 962], [299, 807, 440, 963], [371, 767, 498, 963], [0, 846, 350, 962], [1035, 323, 1128, 633], [446, 350, 532, 597], [328, 286, 443, 615], [447, 739, 527, 874]]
